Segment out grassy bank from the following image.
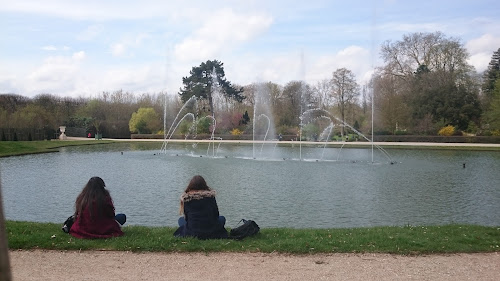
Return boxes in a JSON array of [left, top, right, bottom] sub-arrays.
[[6, 221, 499, 255], [0, 140, 112, 157]]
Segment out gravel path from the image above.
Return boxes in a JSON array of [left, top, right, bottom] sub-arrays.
[[9, 250, 500, 280]]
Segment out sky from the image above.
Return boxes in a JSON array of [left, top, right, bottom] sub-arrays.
[[1, 0, 499, 99]]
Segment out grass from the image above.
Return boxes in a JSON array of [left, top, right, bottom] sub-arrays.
[[0, 140, 112, 157], [6, 221, 500, 255]]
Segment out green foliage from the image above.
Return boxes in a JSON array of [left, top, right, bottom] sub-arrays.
[[129, 107, 161, 134], [179, 60, 244, 117], [177, 120, 195, 135], [484, 79, 500, 130], [196, 117, 212, 134], [482, 48, 500, 103], [301, 123, 320, 141], [6, 221, 500, 254], [438, 125, 455, 136]]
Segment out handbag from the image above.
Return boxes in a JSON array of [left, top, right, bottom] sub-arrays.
[[229, 219, 260, 240], [62, 215, 75, 233]]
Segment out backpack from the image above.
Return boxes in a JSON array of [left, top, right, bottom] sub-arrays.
[[229, 219, 260, 240]]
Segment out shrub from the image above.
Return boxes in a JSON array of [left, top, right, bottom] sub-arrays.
[[230, 128, 243, 136], [438, 125, 455, 136]]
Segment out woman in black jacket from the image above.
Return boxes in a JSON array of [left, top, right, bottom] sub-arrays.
[[174, 175, 228, 239]]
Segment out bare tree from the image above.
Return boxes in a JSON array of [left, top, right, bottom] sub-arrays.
[[312, 79, 333, 109], [330, 68, 360, 134]]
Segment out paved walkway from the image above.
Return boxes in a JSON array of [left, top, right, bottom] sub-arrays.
[[68, 137, 500, 148], [9, 250, 500, 281]]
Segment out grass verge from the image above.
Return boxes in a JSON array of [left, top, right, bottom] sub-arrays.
[[0, 140, 112, 157], [6, 221, 500, 255]]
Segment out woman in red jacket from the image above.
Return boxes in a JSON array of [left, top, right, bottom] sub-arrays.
[[69, 177, 126, 239]]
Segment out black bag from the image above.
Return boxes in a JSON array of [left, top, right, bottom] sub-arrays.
[[62, 215, 75, 233], [229, 219, 260, 240]]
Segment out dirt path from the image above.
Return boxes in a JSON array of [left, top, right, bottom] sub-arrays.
[[9, 250, 500, 280]]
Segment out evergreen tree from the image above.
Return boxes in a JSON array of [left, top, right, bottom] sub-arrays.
[[482, 48, 500, 103], [179, 60, 244, 119]]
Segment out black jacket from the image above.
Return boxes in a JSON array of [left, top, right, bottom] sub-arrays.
[[174, 190, 228, 239]]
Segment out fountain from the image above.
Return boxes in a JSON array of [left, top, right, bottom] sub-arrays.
[[252, 82, 277, 159], [160, 70, 391, 163], [160, 88, 393, 163]]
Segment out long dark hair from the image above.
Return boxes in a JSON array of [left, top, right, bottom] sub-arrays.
[[184, 175, 211, 193], [74, 177, 110, 218]]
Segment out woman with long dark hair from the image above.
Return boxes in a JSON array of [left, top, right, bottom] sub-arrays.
[[69, 177, 126, 239], [174, 175, 227, 239]]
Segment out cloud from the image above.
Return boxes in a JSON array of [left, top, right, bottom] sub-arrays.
[[76, 24, 104, 41], [174, 8, 273, 62], [307, 46, 373, 85], [24, 51, 86, 94], [42, 45, 58, 51], [110, 43, 126, 57], [41, 45, 72, 52], [72, 51, 86, 60], [466, 34, 500, 72]]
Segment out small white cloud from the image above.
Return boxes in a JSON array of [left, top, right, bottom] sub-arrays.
[[42, 45, 58, 51], [72, 51, 86, 61], [111, 43, 126, 57]]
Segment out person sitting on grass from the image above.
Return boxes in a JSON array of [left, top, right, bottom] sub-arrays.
[[174, 175, 228, 239], [69, 176, 126, 239]]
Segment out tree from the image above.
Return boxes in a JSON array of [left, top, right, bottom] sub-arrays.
[[484, 78, 500, 132], [312, 79, 333, 109], [241, 110, 250, 125], [78, 99, 106, 135], [331, 68, 360, 135], [278, 81, 308, 128], [179, 60, 244, 119], [129, 107, 161, 134], [380, 31, 480, 133], [482, 48, 500, 105], [372, 70, 411, 134]]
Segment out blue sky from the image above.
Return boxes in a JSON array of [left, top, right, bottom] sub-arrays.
[[1, 0, 499, 98]]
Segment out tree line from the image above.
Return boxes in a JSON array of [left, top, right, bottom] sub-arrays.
[[1, 31, 500, 141]]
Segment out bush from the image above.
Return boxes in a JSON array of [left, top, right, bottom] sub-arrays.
[[438, 125, 455, 136], [230, 128, 243, 136]]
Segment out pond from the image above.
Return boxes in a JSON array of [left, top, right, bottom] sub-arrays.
[[1, 142, 499, 229]]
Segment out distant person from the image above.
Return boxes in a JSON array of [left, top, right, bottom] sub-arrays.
[[174, 175, 228, 239], [68, 177, 126, 239]]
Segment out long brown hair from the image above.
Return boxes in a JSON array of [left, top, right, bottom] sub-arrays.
[[184, 175, 211, 193], [179, 175, 211, 214], [74, 177, 110, 218]]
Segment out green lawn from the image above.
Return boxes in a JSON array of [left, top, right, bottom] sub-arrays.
[[0, 140, 111, 157], [6, 221, 499, 254]]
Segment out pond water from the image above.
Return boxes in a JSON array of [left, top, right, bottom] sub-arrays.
[[1, 142, 499, 229]]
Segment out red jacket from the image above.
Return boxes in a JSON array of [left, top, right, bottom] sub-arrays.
[[70, 197, 123, 239]]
